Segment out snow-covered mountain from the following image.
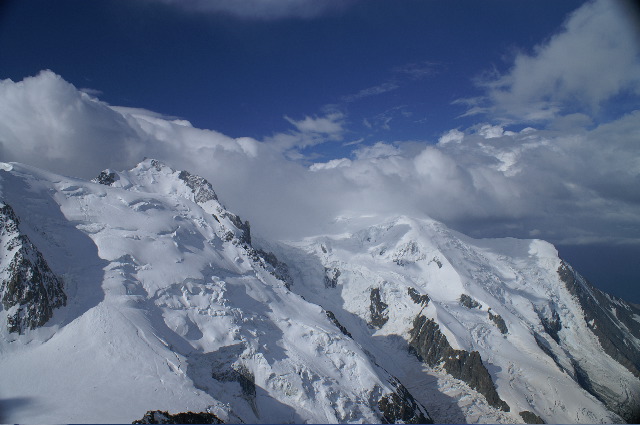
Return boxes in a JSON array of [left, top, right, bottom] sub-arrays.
[[0, 160, 638, 424]]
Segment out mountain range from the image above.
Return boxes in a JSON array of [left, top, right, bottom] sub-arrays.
[[1, 159, 638, 424]]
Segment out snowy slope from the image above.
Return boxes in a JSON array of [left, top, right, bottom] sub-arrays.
[[1, 160, 638, 424], [0, 160, 429, 424], [270, 215, 640, 424]]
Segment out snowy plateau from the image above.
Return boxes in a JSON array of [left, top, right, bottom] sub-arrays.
[[0, 159, 639, 424]]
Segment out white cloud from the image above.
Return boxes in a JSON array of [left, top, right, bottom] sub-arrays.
[[353, 142, 401, 160], [465, 0, 640, 123], [263, 112, 346, 156], [148, 0, 353, 20], [1, 71, 639, 246], [284, 113, 344, 137], [438, 129, 464, 145], [342, 82, 400, 102], [309, 158, 352, 172]]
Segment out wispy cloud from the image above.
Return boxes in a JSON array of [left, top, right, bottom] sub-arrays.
[[263, 112, 346, 157], [145, 0, 355, 20], [341, 82, 400, 103]]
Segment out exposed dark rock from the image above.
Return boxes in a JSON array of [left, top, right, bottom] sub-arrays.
[[150, 159, 165, 171], [222, 212, 251, 246], [432, 257, 443, 268], [324, 267, 341, 289], [210, 356, 257, 416], [488, 309, 508, 334], [133, 410, 223, 424], [369, 287, 389, 329], [533, 333, 566, 373], [234, 364, 256, 400], [178, 170, 219, 204], [519, 410, 545, 424], [325, 310, 352, 338], [460, 294, 481, 309], [248, 248, 292, 289], [537, 308, 562, 344], [558, 261, 640, 378], [558, 261, 640, 422], [93, 170, 117, 186], [378, 379, 433, 424], [409, 315, 509, 412], [407, 287, 430, 306], [0, 203, 66, 333]]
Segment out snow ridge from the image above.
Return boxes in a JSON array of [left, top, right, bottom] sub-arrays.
[[0, 161, 638, 424], [0, 160, 432, 424]]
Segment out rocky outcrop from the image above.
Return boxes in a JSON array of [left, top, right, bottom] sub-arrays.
[[460, 294, 481, 309], [221, 212, 251, 246], [558, 261, 640, 422], [369, 287, 389, 328], [133, 410, 223, 424], [325, 310, 352, 338], [407, 287, 430, 306], [378, 379, 433, 424], [409, 315, 509, 412], [519, 410, 545, 424], [324, 267, 340, 288], [0, 203, 66, 333], [93, 170, 117, 185], [488, 309, 508, 334], [250, 248, 292, 289], [559, 261, 640, 377], [178, 170, 219, 204], [537, 308, 562, 344]]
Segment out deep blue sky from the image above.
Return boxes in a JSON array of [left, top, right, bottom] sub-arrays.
[[1, 0, 639, 302], [1, 0, 584, 152]]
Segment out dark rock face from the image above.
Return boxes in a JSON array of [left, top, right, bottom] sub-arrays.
[[378, 379, 433, 424], [538, 308, 562, 344], [133, 410, 223, 424], [558, 261, 640, 422], [519, 410, 545, 424], [488, 310, 508, 334], [460, 294, 481, 309], [407, 287, 430, 306], [178, 170, 219, 204], [0, 203, 66, 333], [222, 212, 251, 246], [409, 315, 509, 412], [93, 170, 117, 186], [251, 248, 292, 289], [558, 261, 640, 377], [369, 287, 389, 329], [325, 310, 352, 338], [324, 267, 340, 288]]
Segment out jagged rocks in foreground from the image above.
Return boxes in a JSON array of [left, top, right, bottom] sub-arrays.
[[133, 411, 223, 424]]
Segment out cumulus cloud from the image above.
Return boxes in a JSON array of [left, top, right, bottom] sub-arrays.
[[464, 0, 640, 123], [1, 71, 639, 246], [146, 0, 354, 20]]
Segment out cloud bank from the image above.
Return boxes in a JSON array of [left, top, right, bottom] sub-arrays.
[[463, 0, 640, 123], [1, 70, 639, 247]]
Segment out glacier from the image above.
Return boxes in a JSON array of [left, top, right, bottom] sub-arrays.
[[0, 159, 638, 424]]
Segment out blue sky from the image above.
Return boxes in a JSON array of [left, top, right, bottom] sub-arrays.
[[1, 0, 639, 301], [1, 0, 585, 150]]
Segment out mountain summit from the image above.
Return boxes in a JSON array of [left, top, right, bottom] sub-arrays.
[[0, 160, 638, 424]]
